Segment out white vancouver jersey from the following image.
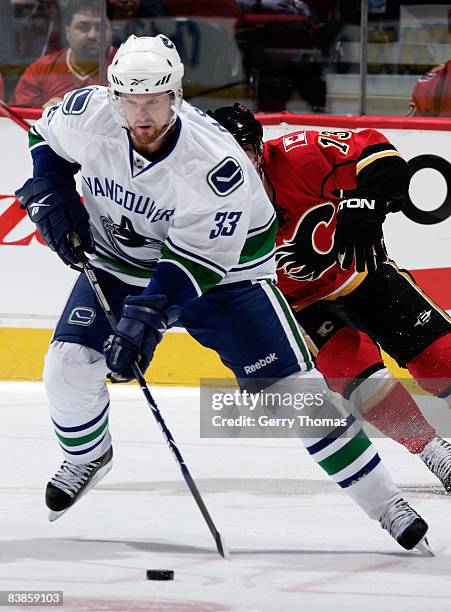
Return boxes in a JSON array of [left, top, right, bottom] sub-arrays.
[[30, 86, 277, 292]]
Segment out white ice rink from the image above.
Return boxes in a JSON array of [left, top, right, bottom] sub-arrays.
[[1, 382, 451, 611]]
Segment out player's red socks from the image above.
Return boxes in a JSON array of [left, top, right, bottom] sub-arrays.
[[364, 381, 435, 454], [407, 332, 451, 398]]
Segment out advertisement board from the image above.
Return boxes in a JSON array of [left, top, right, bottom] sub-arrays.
[[0, 110, 449, 380]]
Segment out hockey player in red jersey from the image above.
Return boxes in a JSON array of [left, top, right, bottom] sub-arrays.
[[210, 104, 451, 490]]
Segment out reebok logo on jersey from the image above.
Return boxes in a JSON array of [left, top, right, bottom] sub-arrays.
[[207, 157, 244, 196], [283, 132, 307, 152], [338, 198, 375, 210], [414, 309, 432, 327], [244, 352, 278, 374]]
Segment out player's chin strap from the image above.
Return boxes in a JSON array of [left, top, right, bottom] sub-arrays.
[[69, 232, 230, 560]]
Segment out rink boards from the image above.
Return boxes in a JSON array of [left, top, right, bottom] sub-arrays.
[[0, 111, 450, 382]]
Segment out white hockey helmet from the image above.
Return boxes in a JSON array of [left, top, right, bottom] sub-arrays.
[[108, 34, 184, 94], [107, 34, 184, 132]]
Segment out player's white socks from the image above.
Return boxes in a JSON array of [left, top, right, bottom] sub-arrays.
[[44, 341, 112, 465], [264, 369, 403, 520]]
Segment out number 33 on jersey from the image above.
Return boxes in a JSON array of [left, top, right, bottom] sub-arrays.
[[29, 87, 278, 291]]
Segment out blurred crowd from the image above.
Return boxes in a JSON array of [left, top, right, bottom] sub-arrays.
[[0, 0, 450, 116]]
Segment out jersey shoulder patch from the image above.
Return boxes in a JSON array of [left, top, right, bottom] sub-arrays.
[[207, 157, 244, 197], [53, 87, 118, 138], [61, 86, 98, 115], [282, 131, 308, 152]]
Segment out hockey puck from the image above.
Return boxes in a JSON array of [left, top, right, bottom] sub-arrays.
[[146, 570, 174, 581]]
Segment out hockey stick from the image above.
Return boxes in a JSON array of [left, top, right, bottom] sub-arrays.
[[0, 99, 32, 131], [70, 233, 230, 560]]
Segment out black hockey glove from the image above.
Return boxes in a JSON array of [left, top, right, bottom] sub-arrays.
[[104, 294, 181, 383], [334, 188, 388, 273], [15, 174, 95, 268]]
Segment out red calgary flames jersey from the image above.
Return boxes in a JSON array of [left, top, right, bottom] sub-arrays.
[[10, 48, 116, 109], [409, 60, 451, 117], [264, 128, 405, 309]]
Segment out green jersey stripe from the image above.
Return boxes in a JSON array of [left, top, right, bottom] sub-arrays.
[[94, 252, 155, 279], [28, 130, 45, 148], [56, 416, 109, 447], [238, 217, 278, 264], [161, 243, 223, 293], [318, 432, 372, 476], [265, 281, 313, 368]]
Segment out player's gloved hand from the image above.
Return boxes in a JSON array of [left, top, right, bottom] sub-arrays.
[[104, 294, 181, 383], [15, 173, 95, 268], [333, 188, 388, 273]]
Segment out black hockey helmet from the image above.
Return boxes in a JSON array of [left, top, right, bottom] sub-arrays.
[[208, 103, 264, 166]]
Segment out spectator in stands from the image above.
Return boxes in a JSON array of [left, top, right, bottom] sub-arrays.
[[237, 0, 310, 14], [306, 1, 342, 61], [2, 1, 63, 100], [0, 1, 14, 69], [11, 0, 62, 64], [164, 0, 240, 17], [408, 60, 451, 117], [107, 0, 165, 48], [10, 0, 114, 108], [107, 0, 164, 19], [236, 0, 326, 112]]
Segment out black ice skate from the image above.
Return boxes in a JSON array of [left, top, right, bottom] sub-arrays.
[[419, 436, 451, 492], [379, 498, 432, 555], [46, 446, 113, 521]]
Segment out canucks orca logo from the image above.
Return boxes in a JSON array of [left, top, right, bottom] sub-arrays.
[[101, 214, 161, 268], [275, 203, 337, 281]]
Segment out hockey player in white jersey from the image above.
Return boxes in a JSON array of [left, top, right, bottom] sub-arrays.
[[17, 34, 430, 552]]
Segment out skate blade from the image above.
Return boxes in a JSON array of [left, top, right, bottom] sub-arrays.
[[49, 507, 69, 522], [48, 460, 113, 522], [415, 536, 434, 557]]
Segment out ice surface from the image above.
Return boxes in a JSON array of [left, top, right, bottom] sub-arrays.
[[1, 382, 451, 611]]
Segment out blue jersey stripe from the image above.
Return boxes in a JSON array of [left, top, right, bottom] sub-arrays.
[[166, 236, 227, 275], [52, 403, 109, 433], [337, 453, 381, 488], [247, 211, 277, 235], [230, 250, 275, 272], [305, 415, 357, 455]]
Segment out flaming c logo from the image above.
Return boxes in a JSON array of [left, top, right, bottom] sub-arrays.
[[275, 202, 337, 281]]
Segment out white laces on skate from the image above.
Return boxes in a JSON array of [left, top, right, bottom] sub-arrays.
[[420, 437, 451, 489], [49, 459, 102, 498], [379, 498, 421, 541]]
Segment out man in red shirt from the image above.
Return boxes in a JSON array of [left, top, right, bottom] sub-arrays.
[[10, 0, 115, 108], [210, 103, 451, 490], [408, 60, 451, 117]]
